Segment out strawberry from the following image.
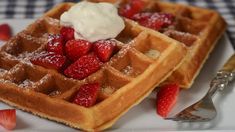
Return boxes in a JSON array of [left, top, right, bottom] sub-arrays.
[[119, 0, 145, 19], [156, 83, 180, 118], [47, 34, 64, 55], [60, 26, 74, 42], [132, 12, 152, 21], [0, 109, 16, 130], [64, 54, 101, 80], [132, 12, 175, 31], [93, 39, 116, 62], [30, 51, 67, 70], [73, 83, 100, 107], [65, 39, 92, 62], [0, 24, 12, 41]]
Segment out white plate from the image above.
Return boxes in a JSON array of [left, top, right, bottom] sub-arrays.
[[0, 19, 235, 132]]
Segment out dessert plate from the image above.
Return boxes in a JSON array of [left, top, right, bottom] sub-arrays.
[[0, 19, 235, 131]]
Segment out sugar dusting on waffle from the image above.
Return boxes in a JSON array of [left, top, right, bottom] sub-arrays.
[[144, 49, 160, 59], [0, 0, 226, 131], [18, 79, 34, 88]]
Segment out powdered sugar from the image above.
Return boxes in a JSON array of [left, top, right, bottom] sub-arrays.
[[121, 65, 141, 77], [145, 49, 160, 59], [19, 79, 34, 88], [0, 79, 13, 84], [121, 65, 133, 76], [101, 85, 116, 95], [49, 90, 61, 97], [164, 30, 197, 46], [38, 75, 52, 85]]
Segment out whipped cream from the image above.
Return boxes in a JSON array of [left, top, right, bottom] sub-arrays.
[[60, 1, 125, 42]]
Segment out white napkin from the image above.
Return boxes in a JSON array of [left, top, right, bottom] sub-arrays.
[[169, 34, 234, 117]]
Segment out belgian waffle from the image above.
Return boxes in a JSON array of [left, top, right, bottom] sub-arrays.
[[0, 2, 187, 131], [97, 0, 227, 88]]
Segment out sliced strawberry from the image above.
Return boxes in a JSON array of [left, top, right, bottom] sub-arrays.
[[47, 34, 64, 55], [65, 39, 92, 62], [132, 12, 175, 31], [64, 54, 101, 80], [0, 24, 12, 41], [73, 83, 100, 107], [30, 51, 67, 70], [156, 83, 180, 118], [60, 26, 74, 42], [132, 12, 152, 21], [119, 0, 145, 19], [0, 109, 16, 130], [93, 39, 116, 62]]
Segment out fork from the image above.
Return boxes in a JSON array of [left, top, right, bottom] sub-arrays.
[[166, 53, 235, 122]]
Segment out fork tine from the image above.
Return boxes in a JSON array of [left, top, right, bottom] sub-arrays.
[[165, 117, 180, 121], [165, 116, 211, 122], [165, 96, 217, 122], [166, 108, 214, 122]]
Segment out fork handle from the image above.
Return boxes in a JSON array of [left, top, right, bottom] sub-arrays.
[[208, 54, 235, 97], [221, 53, 235, 72], [209, 71, 235, 97]]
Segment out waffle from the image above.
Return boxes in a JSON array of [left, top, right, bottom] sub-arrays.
[[96, 0, 227, 88], [0, 2, 187, 131]]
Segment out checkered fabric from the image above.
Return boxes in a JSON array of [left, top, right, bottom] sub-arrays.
[[0, 0, 234, 47]]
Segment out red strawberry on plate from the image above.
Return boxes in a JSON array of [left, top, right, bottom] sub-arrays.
[[73, 83, 100, 107], [65, 39, 92, 62], [119, 0, 145, 19], [60, 26, 74, 42], [0, 109, 16, 130], [0, 24, 12, 41], [156, 83, 180, 118], [47, 34, 64, 55], [93, 39, 117, 62], [132, 12, 175, 31], [30, 51, 67, 70], [64, 54, 101, 80]]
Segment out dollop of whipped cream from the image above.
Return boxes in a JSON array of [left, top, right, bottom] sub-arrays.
[[60, 1, 125, 42]]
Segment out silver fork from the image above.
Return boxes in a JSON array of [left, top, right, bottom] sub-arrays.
[[166, 53, 235, 122]]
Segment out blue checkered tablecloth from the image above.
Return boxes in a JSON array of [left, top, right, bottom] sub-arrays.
[[0, 0, 235, 47]]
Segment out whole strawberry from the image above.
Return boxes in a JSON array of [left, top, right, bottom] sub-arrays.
[[0, 24, 12, 41], [30, 51, 67, 70], [47, 34, 64, 55], [93, 39, 117, 62], [64, 54, 101, 80], [73, 83, 100, 107], [65, 39, 92, 62], [60, 26, 74, 42], [156, 83, 180, 118], [119, 0, 145, 19]]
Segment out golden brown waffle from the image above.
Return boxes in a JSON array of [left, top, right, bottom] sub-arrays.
[[96, 0, 227, 88], [0, 2, 187, 131]]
